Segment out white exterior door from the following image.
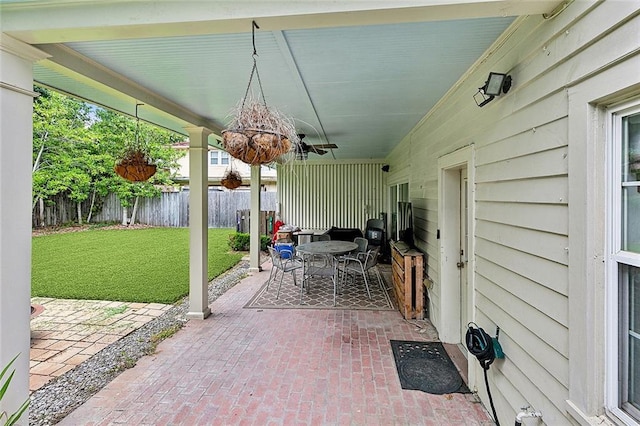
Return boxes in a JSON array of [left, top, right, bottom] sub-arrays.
[[437, 146, 475, 350]]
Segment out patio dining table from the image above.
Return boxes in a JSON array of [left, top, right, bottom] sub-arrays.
[[295, 240, 359, 305], [296, 240, 359, 256]]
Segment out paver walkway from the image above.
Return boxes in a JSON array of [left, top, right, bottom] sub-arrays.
[[59, 266, 492, 425], [30, 297, 171, 392]]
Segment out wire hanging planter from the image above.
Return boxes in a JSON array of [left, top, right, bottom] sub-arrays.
[[114, 103, 157, 181], [221, 166, 243, 190], [222, 21, 299, 165]]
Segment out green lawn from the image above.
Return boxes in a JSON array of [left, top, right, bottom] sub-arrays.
[[32, 227, 244, 304]]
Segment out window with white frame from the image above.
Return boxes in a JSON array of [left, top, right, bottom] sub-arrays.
[[389, 183, 408, 241], [210, 150, 229, 165], [609, 102, 640, 423]]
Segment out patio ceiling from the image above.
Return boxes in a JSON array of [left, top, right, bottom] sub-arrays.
[[1, 1, 560, 160]]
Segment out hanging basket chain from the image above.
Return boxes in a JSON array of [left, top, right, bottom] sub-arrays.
[[241, 60, 267, 110], [135, 103, 140, 146], [222, 19, 299, 166], [114, 102, 157, 182], [254, 58, 267, 107], [241, 21, 267, 110]]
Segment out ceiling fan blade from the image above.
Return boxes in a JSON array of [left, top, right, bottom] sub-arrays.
[[309, 144, 338, 149], [297, 133, 337, 149], [296, 133, 337, 157], [308, 147, 328, 155]]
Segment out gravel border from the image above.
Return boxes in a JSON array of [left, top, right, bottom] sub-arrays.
[[28, 259, 251, 426]]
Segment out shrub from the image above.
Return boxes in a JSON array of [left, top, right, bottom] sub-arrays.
[[261, 235, 271, 251], [0, 354, 29, 426], [229, 233, 271, 251], [229, 233, 249, 251]]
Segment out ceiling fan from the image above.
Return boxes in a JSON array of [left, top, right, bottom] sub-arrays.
[[295, 134, 338, 159]]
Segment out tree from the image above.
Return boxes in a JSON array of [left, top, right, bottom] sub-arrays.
[[32, 87, 96, 225], [32, 87, 186, 226], [91, 108, 184, 225]]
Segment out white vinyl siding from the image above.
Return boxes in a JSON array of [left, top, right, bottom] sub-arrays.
[[384, 1, 639, 424], [273, 2, 639, 423]]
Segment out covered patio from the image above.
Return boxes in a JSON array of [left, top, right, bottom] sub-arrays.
[[1, 1, 557, 421], [4, 0, 636, 424], [56, 261, 491, 425]]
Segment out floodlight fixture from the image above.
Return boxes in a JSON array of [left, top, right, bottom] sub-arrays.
[[474, 72, 512, 107]]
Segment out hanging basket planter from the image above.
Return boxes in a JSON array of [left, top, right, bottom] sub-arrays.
[[221, 169, 243, 190], [222, 127, 291, 166], [114, 150, 157, 182], [221, 21, 298, 166], [114, 104, 157, 182]]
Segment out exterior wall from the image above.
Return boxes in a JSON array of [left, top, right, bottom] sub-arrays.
[[277, 160, 386, 231], [174, 146, 277, 191], [385, 2, 640, 425]]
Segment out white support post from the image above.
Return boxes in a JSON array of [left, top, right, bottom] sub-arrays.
[[184, 126, 212, 320], [249, 165, 262, 272], [0, 35, 48, 420]]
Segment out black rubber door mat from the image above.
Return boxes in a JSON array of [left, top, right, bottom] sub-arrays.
[[390, 340, 470, 395]]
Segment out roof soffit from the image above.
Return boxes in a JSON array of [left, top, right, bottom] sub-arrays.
[[2, 0, 561, 43]]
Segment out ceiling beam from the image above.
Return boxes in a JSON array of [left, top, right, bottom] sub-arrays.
[[3, 0, 562, 44], [35, 43, 224, 134]]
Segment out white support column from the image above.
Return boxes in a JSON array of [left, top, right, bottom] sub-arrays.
[[0, 35, 48, 419], [184, 126, 212, 320], [249, 165, 262, 272]]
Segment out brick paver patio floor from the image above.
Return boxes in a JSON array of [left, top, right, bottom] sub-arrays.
[[30, 298, 171, 393], [58, 264, 493, 425]]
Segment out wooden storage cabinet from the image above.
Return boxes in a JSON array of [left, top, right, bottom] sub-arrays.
[[391, 242, 424, 320]]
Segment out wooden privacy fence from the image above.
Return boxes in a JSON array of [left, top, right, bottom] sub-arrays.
[[33, 190, 277, 229], [236, 210, 276, 235]]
